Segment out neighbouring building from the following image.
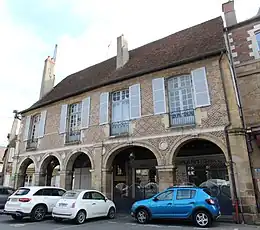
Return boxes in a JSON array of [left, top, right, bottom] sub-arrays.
[[222, 0, 260, 214], [11, 16, 259, 223], [0, 146, 5, 183]]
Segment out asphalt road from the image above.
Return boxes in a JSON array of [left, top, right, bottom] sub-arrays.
[[0, 214, 259, 230]]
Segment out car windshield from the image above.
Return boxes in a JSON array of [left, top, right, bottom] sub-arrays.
[[62, 191, 80, 199], [14, 188, 30, 196]]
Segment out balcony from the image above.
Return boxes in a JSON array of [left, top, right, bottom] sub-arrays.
[[169, 109, 195, 127], [26, 139, 38, 151], [65, 130, 81, 145], [110, 120, 130, 136]]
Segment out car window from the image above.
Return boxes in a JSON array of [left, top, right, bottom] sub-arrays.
[[91, 192, 105, 200], [0, 188, 9, 195], [14, 188, 30, 196], [82, 192, 91, 200], [63, 191, 80, 199], [156, 190, 173, 201], [52, 189, 65, 196], [42, 189, 53, 196], [176, 189, 196, 200]]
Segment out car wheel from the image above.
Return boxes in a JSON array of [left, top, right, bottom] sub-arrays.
[[53, 217, 63, 223], [31, 205, 47, 222], [11, 215, 23, 221], [193, 210, 212, 228], [136, 209, 149, 224], [74, 210, 86, 225], [107, 207, 116, 219]]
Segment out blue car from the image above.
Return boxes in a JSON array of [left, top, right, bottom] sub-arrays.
[[130, 186, 221, 228]]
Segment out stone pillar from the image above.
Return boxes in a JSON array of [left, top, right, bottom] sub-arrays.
[[228, 131, 258, 224], [91, 145, 102, 191], [101, 168, 113, 199], [62, 170, 73, 190], [59, 170, 66, 189], [156, 165, 177, 192], [34, 172, 45, 186], [16, 173, 25, 188]]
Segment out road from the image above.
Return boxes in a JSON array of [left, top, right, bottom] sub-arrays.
[[0, 214, 259, 230]]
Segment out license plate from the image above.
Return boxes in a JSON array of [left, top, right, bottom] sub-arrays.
[[59, 203, 67, 207], [11, 198, 18, 202]]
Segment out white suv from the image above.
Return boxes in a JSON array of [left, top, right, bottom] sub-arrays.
[[3, 186, 66, 221]]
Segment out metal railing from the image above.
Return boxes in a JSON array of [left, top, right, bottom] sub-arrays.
[[169, 109, 195, 127], [65, 130, 81, 144], [26, 139, 38, 150], [110, 120, 130, 136]]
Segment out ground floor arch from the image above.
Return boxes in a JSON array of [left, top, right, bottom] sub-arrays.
[[17, 158, 36, 188], [174, 138, 233, 216], [105, 145, 159, 212], [39, 155, 61, 187], [65, 152, 92, 190]]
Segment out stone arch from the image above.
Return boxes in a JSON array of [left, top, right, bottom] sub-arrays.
[[167, 134, 228, 164], [103, 141, 163, 169], [18, 156, 37, 174], [39, 152, 63, 172]]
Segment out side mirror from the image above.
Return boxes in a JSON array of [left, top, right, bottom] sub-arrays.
[[104, 198, 108, 202], [153, 197, 158, 202]]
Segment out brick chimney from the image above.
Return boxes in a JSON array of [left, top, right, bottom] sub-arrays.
[[222, 0, 237, 27], [116, 34, 129, 69]]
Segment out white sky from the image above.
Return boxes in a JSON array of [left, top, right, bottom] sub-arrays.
[[0, 0, 259, 146]]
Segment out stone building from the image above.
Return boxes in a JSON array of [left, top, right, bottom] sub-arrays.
[[222, 0, 260, 215], [12, 16, 258, 223]]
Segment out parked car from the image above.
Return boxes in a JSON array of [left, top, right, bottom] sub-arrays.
[[130, 186, 221, 228], [52, 189, 116, 224], [3, 186, 66, 221], [0, 186, 15, 209]]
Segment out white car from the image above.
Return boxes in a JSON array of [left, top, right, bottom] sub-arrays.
[[3, 186, 66, 221], [52, 189, 116, 224]]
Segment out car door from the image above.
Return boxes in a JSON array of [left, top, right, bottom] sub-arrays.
[[39, 188, 56, 212], [90, 192, 108, 217], [51, 189, 66, 209], [149, 190, 174, 218], [81, 192, 94, 218], [172, 189, 196, 218]]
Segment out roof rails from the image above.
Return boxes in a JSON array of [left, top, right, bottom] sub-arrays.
[[167, 182, 197, 189]]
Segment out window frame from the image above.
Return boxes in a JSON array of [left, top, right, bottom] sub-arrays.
[[176, 189, 196, 200], [155, 190, 174, 201], [91, 191, 106, 200], [256, 31, 260, 51], [29, 113, 41, 141]]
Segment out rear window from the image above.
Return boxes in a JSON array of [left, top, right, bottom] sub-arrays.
[[202, 188, 212, 196], [63, 191, 80, 199], [14, 188, 30, 196]]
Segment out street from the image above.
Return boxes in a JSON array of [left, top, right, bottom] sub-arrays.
[[0, 214, 259, 230]]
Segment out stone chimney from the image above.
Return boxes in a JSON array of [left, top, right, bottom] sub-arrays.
[[39, 44, 57, 99], [116, 34, 129, 69], [222, 0, 237, 27]]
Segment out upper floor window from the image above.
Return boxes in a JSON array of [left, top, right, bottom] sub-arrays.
[[167, 75, 195, 127], [111, 89, 130, 136], [256, 31, 260, 51], [65, 102, 82, 144]]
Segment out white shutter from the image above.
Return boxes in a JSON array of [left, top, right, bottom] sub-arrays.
[[59, 104, 68, 134], [23, 116, 31, 141], [129, 84, 141, 119], [152, 78, 166, 115], [38, 110, 47, 138], [191, 67, 211, 107], [81, 97, 91, 129], [99, 92, 109, 125]]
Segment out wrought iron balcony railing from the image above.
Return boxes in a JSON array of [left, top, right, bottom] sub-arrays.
[[169, 109, 195, 127], [110, 120, 130, 136], [26, 139, 38, 150], [65, 130, 81, 144]]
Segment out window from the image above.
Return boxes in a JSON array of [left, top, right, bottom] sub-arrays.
[[111, 89, 130, 136], [83, 192, 91, 200], [91, 192, 105, 200], [63, 191, 80, 199], [66, 102, 82, 143], [14, 188, 30, 196], [52, 189, 65, 196], [156, 190, 173, 201], [0, 188, 9, 195], [256, 32, 260, 51], [167, 75, 195, 126], [26, 114, 40, 149], [176, 189, 196, 200]]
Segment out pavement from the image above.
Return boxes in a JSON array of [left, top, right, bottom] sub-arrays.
[[0, 214, 260, 230]]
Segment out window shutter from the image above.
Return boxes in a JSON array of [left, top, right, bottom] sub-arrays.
[[38, 110, 47, 138], [152, 78, 166, 115], [129, 84, 141, 119], [59, 104, 68, 134], [23, 116, 31, 141], [81, 97, 91, 129], [191, 67, 211, 108], [99, 92, 109, 125]]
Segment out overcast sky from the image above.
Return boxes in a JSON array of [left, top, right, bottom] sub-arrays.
[[0, 0, 259, 146]]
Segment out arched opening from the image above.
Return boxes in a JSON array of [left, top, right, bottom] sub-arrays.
[[174, 139, 233, 216], [39, 156, 60, 186], [17, 158, 35, 188], [65, 152, 92, 190], [108, 146, 158, 212]]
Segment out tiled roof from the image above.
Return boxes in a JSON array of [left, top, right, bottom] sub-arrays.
[[22, 16, 225, 113]]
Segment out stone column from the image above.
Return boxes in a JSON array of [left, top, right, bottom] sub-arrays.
[[156, 165, 177, 192], [59, 170, 67, 189], [91, 144, 103, 191], [34, 172, 45, 186], [101, 168, 113, 199]]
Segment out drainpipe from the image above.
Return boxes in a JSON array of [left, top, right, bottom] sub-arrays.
[[224, 28, 259, 214], [218, 51, 243, 224]]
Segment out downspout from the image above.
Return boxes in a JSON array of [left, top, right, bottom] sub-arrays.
[[218, 51, 243, 224], [224, 28, 259, 213]]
